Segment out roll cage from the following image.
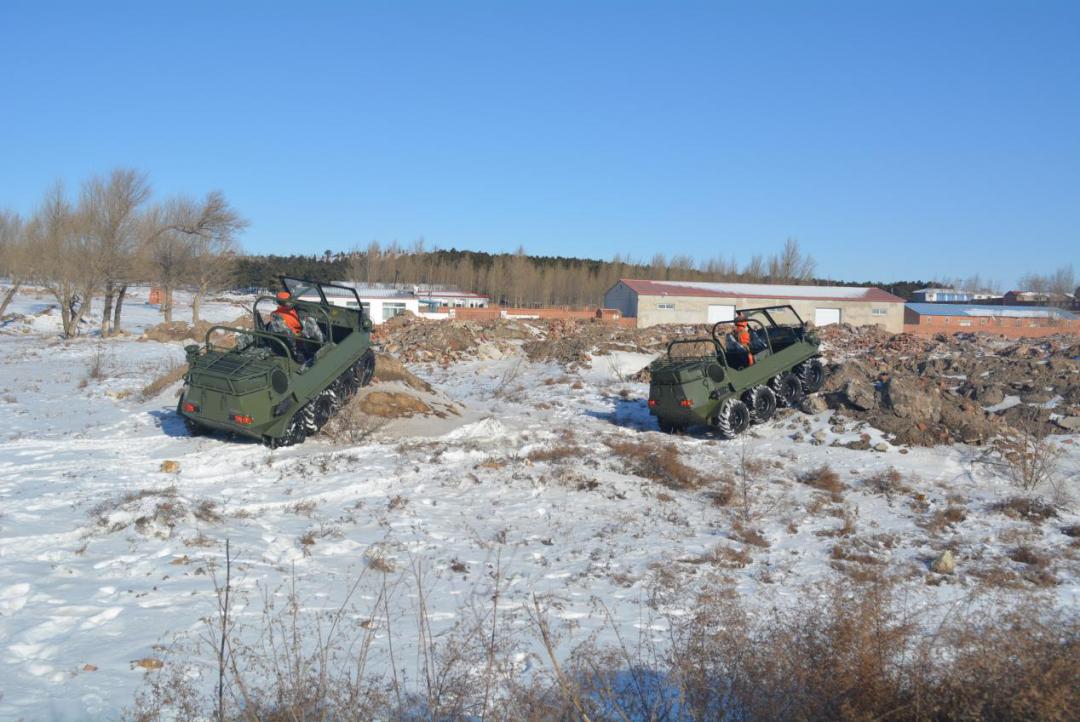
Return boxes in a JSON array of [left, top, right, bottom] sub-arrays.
[[197, 277, 370, 364], [665, 304, 807, 368]]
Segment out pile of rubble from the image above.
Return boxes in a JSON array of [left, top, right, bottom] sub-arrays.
[[374, 313, 703, 368], [141, 315, 251, 343], [817, 328, 1080, 445], [372, 314, 535, 364]]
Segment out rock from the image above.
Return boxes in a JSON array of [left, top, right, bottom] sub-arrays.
[[873, 442, 889, 452], [811, 430, 828, 443], [160, 460, 180, 474], [82, 663, 98, 672], [843, 378, 877, 411], [1020, 390, 1053, 405], [930, 550, 955, 574], [844, 435, 872, 451], [976, 383, 1005, 406], [800, 395, 828, 414], [881, 376, 941, 422], [1056, 416, 1080, 431]]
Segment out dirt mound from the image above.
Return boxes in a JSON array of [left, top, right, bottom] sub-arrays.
[[356, 390, 433, 418], [374, 316, 533, 364], [521, 320, 696, 368], [141, 315, 251, 343], [373, 352, 433, 393]]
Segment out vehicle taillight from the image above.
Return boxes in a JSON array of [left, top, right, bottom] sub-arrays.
[[231, 414, 254, 425], [183, 402, 198, 413], [647, 399, 657, 408], [679, 399, 693, 408]]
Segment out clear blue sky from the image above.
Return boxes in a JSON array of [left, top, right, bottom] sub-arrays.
[[1, 1, 1077, 286]]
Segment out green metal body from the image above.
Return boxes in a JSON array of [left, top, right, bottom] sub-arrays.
[[648, 305, 821, 428], [177, 277, 373, 444]]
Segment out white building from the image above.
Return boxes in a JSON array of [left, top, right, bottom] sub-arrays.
[[415, 290, 490, 310], [604, 278, 906, 331]]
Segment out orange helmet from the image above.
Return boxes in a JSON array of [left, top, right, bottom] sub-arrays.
[[275, 290, 291, 302]]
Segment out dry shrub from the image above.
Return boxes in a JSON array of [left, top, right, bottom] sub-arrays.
[[865, 466, 908, 498], [731, 519, 769, 548], [320, 399, 388, 444], [355, 390, 432, 418], [141, 362, 187, 400], [527, 444, 582, 464], [925, 504, 968, 533], [991, 495, 1058, 522], [984, 427, 1064, 491], [131, 570, 1080, 722], [798, 464, 844, 500], [655, 580, 1080, 722], [1008, 545, 1050, 568], [606, 438, 704, 490]]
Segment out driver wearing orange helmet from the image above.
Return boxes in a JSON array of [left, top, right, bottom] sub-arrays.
[[273, 291, 302, 334]]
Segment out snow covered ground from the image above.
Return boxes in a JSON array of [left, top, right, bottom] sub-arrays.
[[1, 287, 1078, 720]]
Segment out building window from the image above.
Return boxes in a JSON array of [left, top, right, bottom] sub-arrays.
[[958, 320, 972, 327], [871, 308, 888, 316], [382, 302, 407, 321], [657, 303, 675, 310]]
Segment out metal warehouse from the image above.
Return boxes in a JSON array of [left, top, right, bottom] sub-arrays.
[[604, 279, 906, 331], [904, 303, 1080, 338]]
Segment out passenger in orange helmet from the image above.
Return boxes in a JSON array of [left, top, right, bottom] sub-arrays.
[[272, 291, 302, 335], [733, 316, 755, 365]]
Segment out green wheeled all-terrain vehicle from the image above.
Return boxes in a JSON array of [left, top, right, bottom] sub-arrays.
[[647, 305, 824, 438], [176, 277, 376, 447]]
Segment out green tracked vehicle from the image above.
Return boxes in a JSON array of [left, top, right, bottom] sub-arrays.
[[176, 277, 375, 447], [647, 305, 824, 438]]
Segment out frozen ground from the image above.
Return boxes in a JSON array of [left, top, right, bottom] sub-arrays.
[[1, 287, 1078, 720]]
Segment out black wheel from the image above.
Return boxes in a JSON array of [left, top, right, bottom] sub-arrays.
[[743, 385, 777, 424], [658, 419, 687, 434], [311, 394, 334, 431], [796, 358, 825, 394], [177, 398, 203, 436], [358, 350, 376, 387], [714, 398, 751, 439], [770, 372, 804, 407], [270, 405, 310, 448]]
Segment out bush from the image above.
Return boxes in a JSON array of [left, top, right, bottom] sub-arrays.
[[606, 439, 704, 490], [798, 464, 844, 500]]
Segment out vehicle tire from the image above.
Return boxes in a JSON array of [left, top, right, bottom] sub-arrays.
[[796, 358, 825, 394], [714, 398, 751, 439], [743, 385, 777, 424], [358, 349, 376, 387], [658, 419, 687, 434], [770, 372, 804, 407], [271, 403, 312, 448], [311, 393, 335, 431]]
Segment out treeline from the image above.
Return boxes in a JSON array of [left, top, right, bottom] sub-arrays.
[[231, 240, 933, 305], [0, 168, 245, 336]]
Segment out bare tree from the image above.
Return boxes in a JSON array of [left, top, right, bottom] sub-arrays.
[[143, 191, 247, 323], [767, 238, 816, 282], [0, 211, 29, 317], [81, 169, 151, 335], [31, 184, 102, 337]]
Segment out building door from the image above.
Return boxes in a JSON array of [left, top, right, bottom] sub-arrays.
[[708, 304, 736, 324], [814, 307, 841, 326]]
